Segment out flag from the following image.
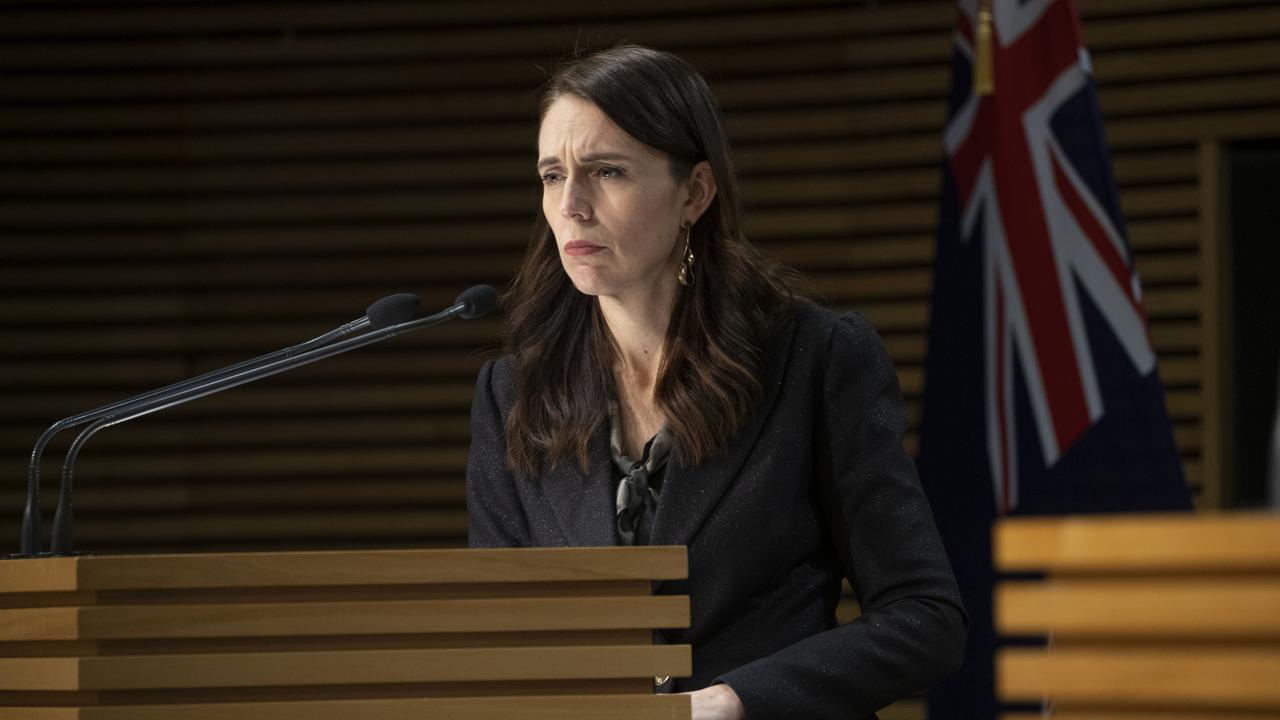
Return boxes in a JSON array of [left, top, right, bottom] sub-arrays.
[[916, 1, 1194, 717]]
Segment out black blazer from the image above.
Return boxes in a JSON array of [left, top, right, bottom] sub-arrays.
[[466, 301, 966, 719]]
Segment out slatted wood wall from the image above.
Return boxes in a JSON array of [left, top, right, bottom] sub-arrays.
[[2, 0, 1278, 554]]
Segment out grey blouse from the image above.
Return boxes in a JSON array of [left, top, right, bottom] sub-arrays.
[[608, 400, 673, 546]]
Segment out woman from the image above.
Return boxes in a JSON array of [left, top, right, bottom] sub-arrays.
[[467, 45, 966, 719]]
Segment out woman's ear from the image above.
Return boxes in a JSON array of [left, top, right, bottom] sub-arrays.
[[684, 160, 718, 224]]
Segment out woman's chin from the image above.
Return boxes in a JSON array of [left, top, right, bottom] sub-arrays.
[[564, 270, 613, 298]]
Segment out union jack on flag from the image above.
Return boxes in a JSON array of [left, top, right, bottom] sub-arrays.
[[917, 1, 1191, 715], [944, 0, 1158, 514]]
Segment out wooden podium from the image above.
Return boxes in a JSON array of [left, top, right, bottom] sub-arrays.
[[0, 546, 693, 719], [995, 512, 1280, 715]]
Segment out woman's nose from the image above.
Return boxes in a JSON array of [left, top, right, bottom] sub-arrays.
[[559, 177, 591, 221]]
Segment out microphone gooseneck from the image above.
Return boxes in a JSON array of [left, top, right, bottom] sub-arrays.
[[45, 287, 492, 555], [22, 292, 420, 557]]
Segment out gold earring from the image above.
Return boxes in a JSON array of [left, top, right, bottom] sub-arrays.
[[677, 224, 695, 287]]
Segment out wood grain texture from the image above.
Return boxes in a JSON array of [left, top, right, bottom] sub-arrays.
[[1002, 714, 1280, 720], [0, 547, 687, 593], [996, 578, 1280, 637], [0, 546, 693, 715], [994, 513, 1280, 573], [998, 647, 1280, 709], [0, 595, 690, 641], [0, 644, 692, 691], [995, 514, 1280, 715], [0, 694, 692, 720]]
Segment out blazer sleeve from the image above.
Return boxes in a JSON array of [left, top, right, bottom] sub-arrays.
[[716, 313, 967, 718], [466, 358, 533, 548]]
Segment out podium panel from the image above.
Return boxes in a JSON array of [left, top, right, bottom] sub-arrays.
[[0, 547, 692, 719], [995, 513, 1280, 714]]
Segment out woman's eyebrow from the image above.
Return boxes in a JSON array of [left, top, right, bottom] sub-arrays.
[[537, 152, 631, 169]]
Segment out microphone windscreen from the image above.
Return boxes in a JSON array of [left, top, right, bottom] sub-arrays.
[[366, 293, 422, 329], [455, 285, 497, 319]]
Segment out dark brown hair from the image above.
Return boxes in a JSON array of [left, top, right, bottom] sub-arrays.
[[504, 44, 794, 477]]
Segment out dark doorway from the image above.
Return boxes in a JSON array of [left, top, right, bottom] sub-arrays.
[[1225, 140, 1280, 507]]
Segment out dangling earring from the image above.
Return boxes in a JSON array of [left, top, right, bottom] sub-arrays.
[[677, 223, 695, 287]]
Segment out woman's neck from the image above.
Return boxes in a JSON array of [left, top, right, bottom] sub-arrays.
[[599, 289, 675, 454], [598, 287, 675, 389]]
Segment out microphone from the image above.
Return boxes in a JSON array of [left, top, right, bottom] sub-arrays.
[[19, 292, 421, 556], [454, 284, 497, 319], [366, 292, 422, 329], [46, 286, 494, 554]]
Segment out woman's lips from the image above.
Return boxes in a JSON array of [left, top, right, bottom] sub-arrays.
[[564, 241, 606, 257]]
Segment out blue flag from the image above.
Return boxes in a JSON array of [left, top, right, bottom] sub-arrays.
[[917, 1, 1193, 717]]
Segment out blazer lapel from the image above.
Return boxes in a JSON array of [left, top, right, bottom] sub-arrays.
[[540, 421, 618, 547], [649, 312, 800, 549]]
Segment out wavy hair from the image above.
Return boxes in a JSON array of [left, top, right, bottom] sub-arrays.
[[504, 44, 794, 477]]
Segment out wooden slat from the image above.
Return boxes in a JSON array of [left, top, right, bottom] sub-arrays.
[[0, 413, 473, 448], [998, 713, 1261, 720], [0, 547, 687, 593], [1085, 4, 1280, 49], [0, 628, 657, 654], [1094, 37, 1280, 84], [0, 127, 536, 164], [0, 477, 467, 512], [1129, 218, 1199, 251], [996, 578, 1280, 637], [1109, 108, 1280, 147], [1079, 0, 1266, 15], [0, 644, 691, 690], [4, 382, 479, 416], [0, 514, 469, 555], [999, 647, 1280, 709], [1174, 421, 1202, 452], [1144, 287, 1201, 318], [1135, 252, 1199, 283], [811, 269, 930, 302], [48, 510, 472, 546], [0, 353, 487, 387], [0, 289, 493, 325], [48, 447, 466, 478], [1, 321, 501, 355], [0, 596, 690, 641], [995, 513, 1280, 573], [0, 694, 693, 720], [1150, 321, 1201, 352], [0, 189, 540, 226], [1099, 73, 1280, 117]]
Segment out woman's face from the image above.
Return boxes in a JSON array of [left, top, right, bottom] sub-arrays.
[[537, 95, 694, 303]]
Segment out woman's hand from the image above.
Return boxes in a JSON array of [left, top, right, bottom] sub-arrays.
[[684, 683, 746, 720]]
